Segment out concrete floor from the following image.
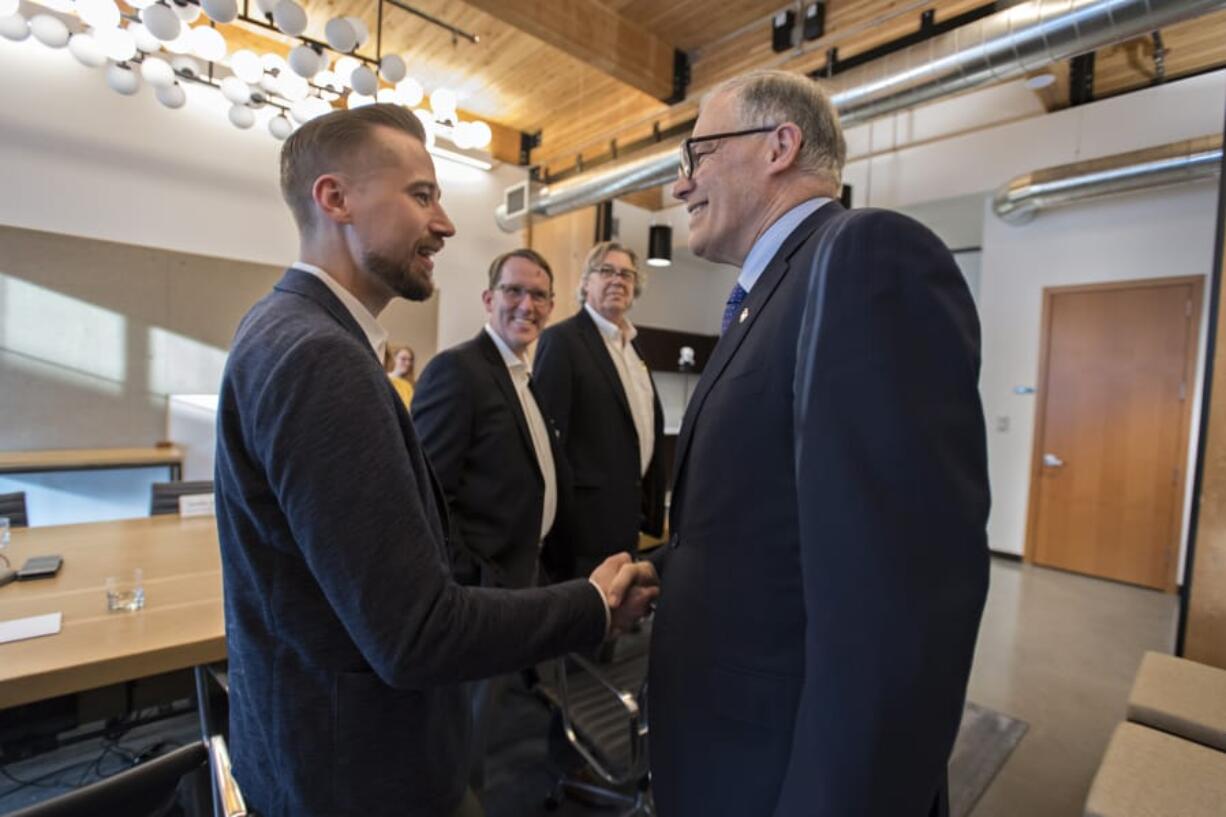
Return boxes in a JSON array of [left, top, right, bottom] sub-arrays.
[[967, 557, 1179, 817]]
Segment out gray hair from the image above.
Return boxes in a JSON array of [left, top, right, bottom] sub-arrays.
[[713, 69, 846, 187], [576, 240, 646, 305]]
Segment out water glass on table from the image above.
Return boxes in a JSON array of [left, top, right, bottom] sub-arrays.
[[106, 568, 145, 612]]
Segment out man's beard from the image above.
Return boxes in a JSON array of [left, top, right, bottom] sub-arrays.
[[364, 249, 433, 302]]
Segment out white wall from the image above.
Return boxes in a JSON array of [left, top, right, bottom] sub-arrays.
[[977, 182, 1219, 574]]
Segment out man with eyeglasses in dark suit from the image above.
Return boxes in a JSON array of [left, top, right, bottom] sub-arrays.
[[533, 241, 667, 581], [413, 247, 576, 801]]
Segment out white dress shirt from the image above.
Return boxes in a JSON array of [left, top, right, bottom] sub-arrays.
[[484, 325, 558, 542], [585, 303, 656, 477], [292, 262, 389, 361]]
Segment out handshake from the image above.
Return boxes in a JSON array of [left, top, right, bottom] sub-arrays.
[[589, 554, 659, 637]]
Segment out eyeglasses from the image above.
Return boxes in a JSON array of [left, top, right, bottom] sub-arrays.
[[593, 265, 638, 282], [495, 283, 553, 304], [678, 125, 779, 179]]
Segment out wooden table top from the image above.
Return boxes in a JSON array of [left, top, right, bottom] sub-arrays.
[[0, 446, 185, 474], [0, 516, 224, 709]]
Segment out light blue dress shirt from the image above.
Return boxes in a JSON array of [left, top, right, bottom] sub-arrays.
[[737, 197, 832, 293]]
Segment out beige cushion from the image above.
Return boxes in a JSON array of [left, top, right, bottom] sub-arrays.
[[1085, 723, 1226, 817], [1127, 651, 1226, 752]]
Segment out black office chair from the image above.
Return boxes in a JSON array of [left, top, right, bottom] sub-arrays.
[[0, 490, 29, 528], [6, 742, 209, 817], [536, 624, 653, 815], [149, 481, 214, 516]]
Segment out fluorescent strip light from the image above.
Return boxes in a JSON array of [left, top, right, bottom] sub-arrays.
[[428, 145, 493, 171]]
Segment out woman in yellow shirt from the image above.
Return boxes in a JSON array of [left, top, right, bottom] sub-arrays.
[[386, 345, 416, 409]]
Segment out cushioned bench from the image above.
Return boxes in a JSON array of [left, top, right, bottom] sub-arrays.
[[1126, 651, 1226, 752], [1084, 722, 1226, 817]]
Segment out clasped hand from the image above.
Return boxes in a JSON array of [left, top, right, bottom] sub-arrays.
[[589, 553, 659, 637]]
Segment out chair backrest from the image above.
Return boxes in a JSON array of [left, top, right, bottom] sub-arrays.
[[150, 481, 214, 516], [7, 742, 209, 817], [0, 491, 29, 528]]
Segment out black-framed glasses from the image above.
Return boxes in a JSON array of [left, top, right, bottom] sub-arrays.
[[495, 283, 553, 304], [679, 125, 778, 179]]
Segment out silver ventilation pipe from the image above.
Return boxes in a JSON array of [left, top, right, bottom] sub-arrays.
[[992, 135, 1223, 223], [496, 0, 1226, 232]]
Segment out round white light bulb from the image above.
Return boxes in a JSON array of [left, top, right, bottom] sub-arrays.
[[394, 77, 423, 107], [349, 64, 377, 96], [376, 87, 396, 103], [345, 16, 368, 47], [278, 71, 309, 101], [470, 120, 492, 149], [172, 0, 200, 22], [155, 81, 187, 108], [0, 12, 28, 41], [200, 0, 236, 23], [260, 52, 288, 74], [229, 49, 262, 83], [272, 0, 306, 36], [451, 121, 475, 149], [189, 25, 226, 61], [287, 44, 322, 78], [140, 3, 181, 42], [128, 23, 161, 53], [141, 55, 176, 88], [228, 103, 255, 129], [323, 17, 356, 53], [95, 26, 136, 62], [268, 114, 293, 139], [68, 32, 107, 67], [171, 54, 203, 78], [429, 87, 456, 118], [29, 13, 70, 48], [105, 62, 141, 95], [220, 74, 251, 104], [313, 69, 340, 91], [347, 92, 374, 109], [379, 53, 406, 84], [253, 0, 277, 16], [76, 0, 120, 30]]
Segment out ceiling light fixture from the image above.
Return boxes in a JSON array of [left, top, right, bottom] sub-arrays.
[[647, 225, 672, 267]]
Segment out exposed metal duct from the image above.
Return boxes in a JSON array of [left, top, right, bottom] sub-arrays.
[[496, 0, 1226, 232], [992, 135, 1223, 223]]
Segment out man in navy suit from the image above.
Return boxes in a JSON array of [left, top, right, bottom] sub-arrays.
[[214, 104, 657, 817], [412, 248, 573, 794], [647, 70, 990, 816]]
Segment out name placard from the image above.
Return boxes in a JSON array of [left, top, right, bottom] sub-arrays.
[[179, 493, 216, 518]]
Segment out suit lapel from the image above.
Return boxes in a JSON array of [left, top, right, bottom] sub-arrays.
[[575, 308, 636, 428], [671, 204, 845, 500], [475, 331, 541, 480], [274, 268, 380, 364]]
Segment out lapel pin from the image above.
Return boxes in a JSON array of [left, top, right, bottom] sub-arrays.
[[739, 307, 749, 324]]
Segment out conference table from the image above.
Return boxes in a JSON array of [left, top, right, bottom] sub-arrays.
[[0, 515, 224, 709], [0, 446, 186, 481]]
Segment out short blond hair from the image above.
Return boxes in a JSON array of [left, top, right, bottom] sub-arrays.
[[713, 70, 846, 187]]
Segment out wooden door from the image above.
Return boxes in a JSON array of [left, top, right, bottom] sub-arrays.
[[1027, 277, 1202, 591]]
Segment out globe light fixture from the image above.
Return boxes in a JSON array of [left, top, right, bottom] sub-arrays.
[[67, 32, 107, 67], [29, 13, 70, 48], [394, 77, 423, 107], [76, 0, 120, 31], [470, 120, 492, 149], [288, 44, 322, 78], [379, 53, 405, 83], [429, 87, 456, 119], [324, 17, 356, 52], [171, 0, 200, 23], [141, 4, 181, 42], [272, 0, 306, 36], [189, 25, 226, 62], [140, 55, 177, 88], [220, 75, 251, 104], [95, 26, 137, 62], [228, 103, 255, 129], [128, 23, 162, 53], [0, 12, 28, 41], [106, 62, 141, 95], [229, 49, 263, 83], [171, 54, 204, 78], [155, 81, 187, 108], [201, 0, 237, 24], [268, 114, 293, 139], [345, 16, 368, 47], [349, 64, 377, 96]]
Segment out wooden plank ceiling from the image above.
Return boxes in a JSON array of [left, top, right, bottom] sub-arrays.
[[250, 0, 1226, 175]]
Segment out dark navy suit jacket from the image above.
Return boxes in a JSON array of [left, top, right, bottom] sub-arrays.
[[214, 269, 607, 817], [648, 205, 990, 817], [412, 329, 573, 589], [534, 308, 666, 577]]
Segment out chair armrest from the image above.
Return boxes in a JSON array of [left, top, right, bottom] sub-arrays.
[[208, 735, 248, 817]]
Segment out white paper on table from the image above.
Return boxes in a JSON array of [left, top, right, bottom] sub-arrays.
[[0, 612, 63, 645], [178, 493, 215, 518]]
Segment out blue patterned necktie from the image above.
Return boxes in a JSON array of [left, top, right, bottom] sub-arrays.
[[721, 283, 748, 335]]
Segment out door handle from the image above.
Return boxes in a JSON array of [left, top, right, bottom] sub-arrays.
[[1043, 453, 1065, 468]]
